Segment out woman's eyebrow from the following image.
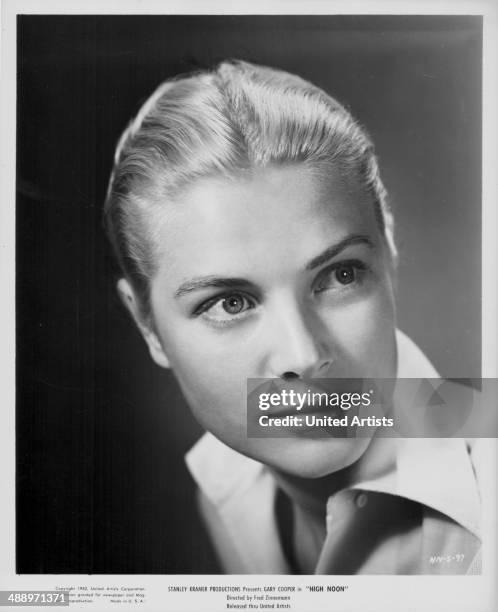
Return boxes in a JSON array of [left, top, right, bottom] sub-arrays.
[[174, 276, 255, 298], [174, 235, 373, 297], [305, 234, 374, 270]]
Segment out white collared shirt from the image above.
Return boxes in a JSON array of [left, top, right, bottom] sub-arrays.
[[185, 330, 485, 574]]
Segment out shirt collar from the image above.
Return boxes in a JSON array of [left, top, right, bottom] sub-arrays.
[[185, 329, 481, 538], [344, 436, 481, 538]]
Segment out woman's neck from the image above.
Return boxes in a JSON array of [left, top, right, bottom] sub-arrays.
[[270, 463, 356, 518], [270, 435, 396, 516]]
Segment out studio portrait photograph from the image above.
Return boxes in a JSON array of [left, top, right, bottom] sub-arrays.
[[10, 10, 497, 608]]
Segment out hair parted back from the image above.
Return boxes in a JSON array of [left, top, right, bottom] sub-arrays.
[[104, 60, 396, 319]]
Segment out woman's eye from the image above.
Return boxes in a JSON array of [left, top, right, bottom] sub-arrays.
[[220, 294, 248, 315], [335, 265, 357, 285], [195, 292, 257, 325], [314, 261, 368, 294]]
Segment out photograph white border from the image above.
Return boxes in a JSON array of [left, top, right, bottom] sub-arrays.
[[1, 1, 497, 610]]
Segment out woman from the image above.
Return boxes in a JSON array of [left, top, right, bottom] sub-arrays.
[[104, 60, 482, 574]]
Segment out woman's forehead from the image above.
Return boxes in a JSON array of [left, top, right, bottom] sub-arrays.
[[160, 165, 379, 244], [151, 165, 382, 282]]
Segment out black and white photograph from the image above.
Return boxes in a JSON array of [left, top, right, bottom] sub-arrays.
[[2, 1, 498, 611]]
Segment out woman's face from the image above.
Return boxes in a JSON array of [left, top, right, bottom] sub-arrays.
[[136, 164, 397, 478]]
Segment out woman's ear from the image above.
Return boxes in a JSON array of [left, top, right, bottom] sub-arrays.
[[117, 278, 171, 369]]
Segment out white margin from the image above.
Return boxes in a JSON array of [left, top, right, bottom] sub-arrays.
[[1, 1, 497, 611]]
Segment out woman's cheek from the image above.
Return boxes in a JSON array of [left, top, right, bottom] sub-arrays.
[[352, 290, 396, 376], [161, 326, 248, 404], [168, 319, 262, 387], [177, 370, 249, 448], [321, 289, 395, 372]]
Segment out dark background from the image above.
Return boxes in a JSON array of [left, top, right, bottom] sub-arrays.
[[17, 15, 482, 573]]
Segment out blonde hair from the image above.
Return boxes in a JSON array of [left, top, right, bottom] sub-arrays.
[[104, 60, 396, 318]]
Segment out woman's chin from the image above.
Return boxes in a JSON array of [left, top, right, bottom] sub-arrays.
[[249, 436, 373, 480]]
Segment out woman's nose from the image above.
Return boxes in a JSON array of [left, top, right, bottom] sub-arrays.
[[265, 299, 333, 379]]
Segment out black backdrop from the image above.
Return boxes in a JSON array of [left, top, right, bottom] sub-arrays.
[[16, 15, 482, 573]]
